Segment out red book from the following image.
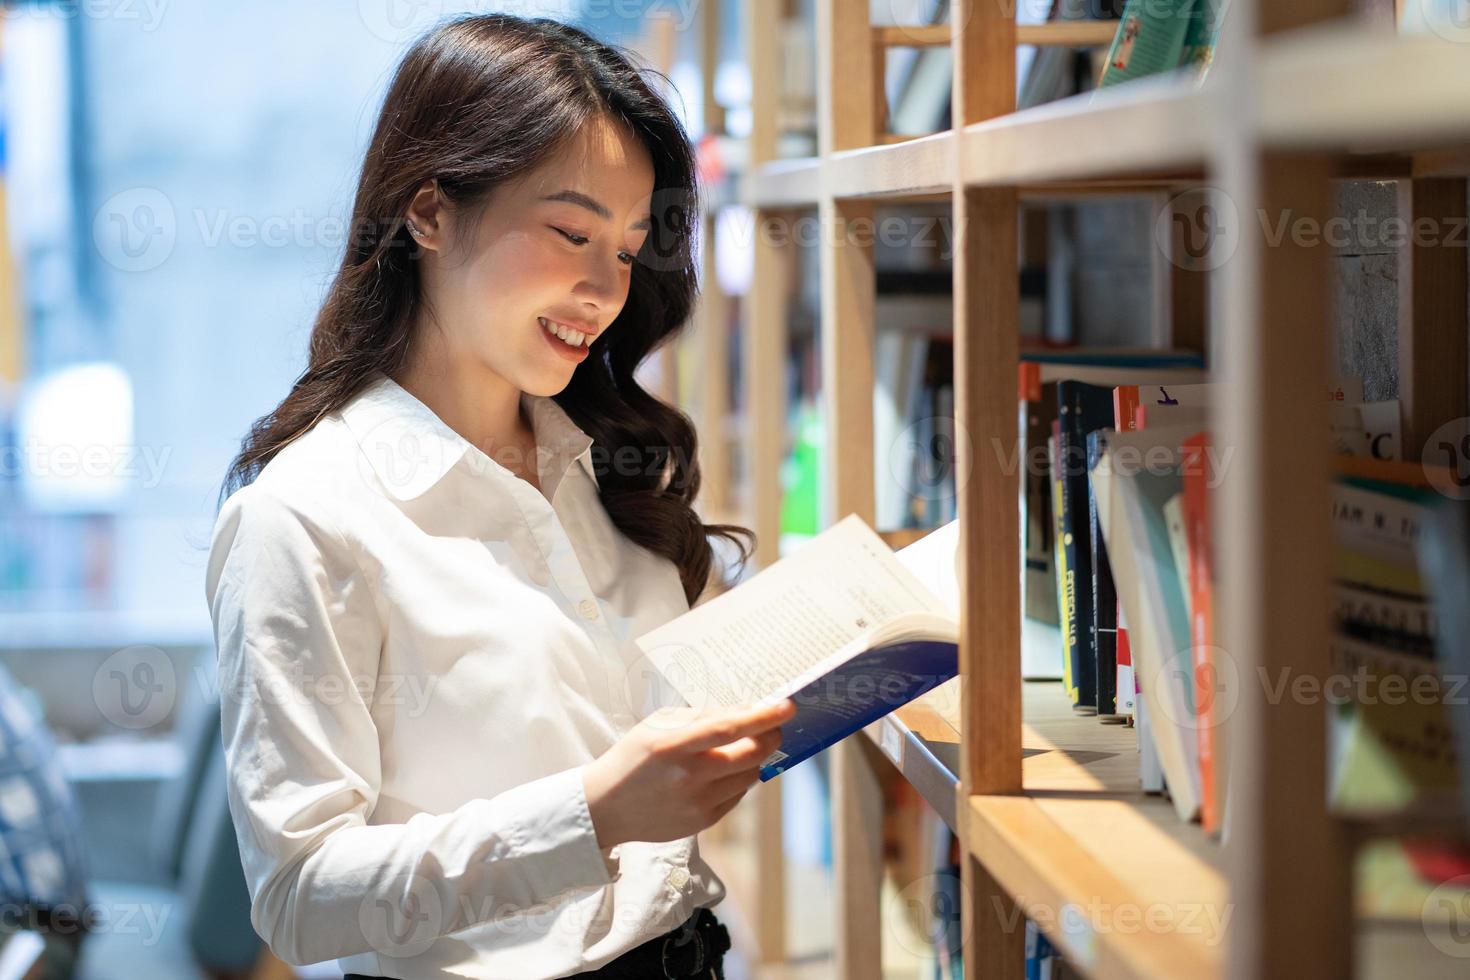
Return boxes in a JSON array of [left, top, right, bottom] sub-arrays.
[[1181, 432, 1219, 833]]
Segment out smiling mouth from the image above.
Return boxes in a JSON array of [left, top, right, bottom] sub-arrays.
[[538, 317, 593, 347]]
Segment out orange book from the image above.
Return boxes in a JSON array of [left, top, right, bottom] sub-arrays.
[[1018, 361, 1042, 403], [1180, 432, 1219, 833], [1114, 385, 1142, 433]]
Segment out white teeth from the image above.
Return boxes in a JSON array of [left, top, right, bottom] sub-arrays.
[[540, 317, 588, 347]]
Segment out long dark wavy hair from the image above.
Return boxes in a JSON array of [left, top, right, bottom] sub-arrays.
[[216, 13, 753, 605]]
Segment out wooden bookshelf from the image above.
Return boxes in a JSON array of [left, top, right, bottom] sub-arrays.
[[889, 681, 1228, 980], [693, 1, 1470, 978]]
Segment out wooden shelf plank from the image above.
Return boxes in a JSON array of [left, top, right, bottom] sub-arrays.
[[959, 78, 1213, 186], [1258, 22, 1470, 153], [873, 22, 1118, 48], [739, 156, 820, 210], [742, 25, 1470, 208], [856, 676, 1232, 978], [1017, 22, 1121, 47], [862, 676, 1231, 979], [827, 129, 956, 198], [963, 683, 1226, 980], [865, 681, 1464, 979], [745, 80, 1208, 206], [742, 137, 954, 206], [873, 24, 951, 46], [966, 793, 1226, 980]]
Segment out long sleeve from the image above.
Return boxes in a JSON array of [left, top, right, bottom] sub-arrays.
[[205, 483, 621, 967]]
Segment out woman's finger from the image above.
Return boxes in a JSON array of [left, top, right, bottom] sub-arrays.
[[700, 729, 784, 772], [672, 699, 796, 754]]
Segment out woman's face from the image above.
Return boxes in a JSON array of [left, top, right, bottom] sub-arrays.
[[413, 115, 656, 396]]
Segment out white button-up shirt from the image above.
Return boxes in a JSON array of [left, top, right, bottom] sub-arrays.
[[205, 370, 726, 979]]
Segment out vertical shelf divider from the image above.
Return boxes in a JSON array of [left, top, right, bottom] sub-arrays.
[[1215, 3, 1351, 978], [951, 4, 1024, 978], [695, 0, 731, 524], [817, 0, 883, 976], [742, 0, 787, 965]]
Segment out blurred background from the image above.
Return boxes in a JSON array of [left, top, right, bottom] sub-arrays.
[[0, 2, 762, 977]]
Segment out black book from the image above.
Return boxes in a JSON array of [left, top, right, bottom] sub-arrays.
[[1087, 428, 1120, 718], [1055, 380, 1119, 713]]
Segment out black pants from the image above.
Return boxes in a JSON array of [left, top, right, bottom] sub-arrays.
[[344, 905, 729, 980]]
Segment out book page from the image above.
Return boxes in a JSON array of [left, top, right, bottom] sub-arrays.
[[634, 513, 952, 709], [893, 518, 961, 618]]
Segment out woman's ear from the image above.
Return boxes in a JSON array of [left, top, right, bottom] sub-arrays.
[[405, 178, 445, 250]]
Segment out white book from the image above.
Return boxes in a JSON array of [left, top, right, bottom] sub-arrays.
[[635, 514, 959, 780], [1094, 427, 1203, 821]]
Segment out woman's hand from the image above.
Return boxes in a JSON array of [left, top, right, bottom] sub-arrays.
[[582, 698, 799, 848]]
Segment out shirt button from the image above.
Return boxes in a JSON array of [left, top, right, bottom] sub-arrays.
[[667, 866, 690, 889], [578, 598, 599, 620]]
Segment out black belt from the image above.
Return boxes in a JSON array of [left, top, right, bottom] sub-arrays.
[[342, 906, 730, 980], [570, 906, 730, 979]]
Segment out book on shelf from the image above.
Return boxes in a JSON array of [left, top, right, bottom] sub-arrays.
[[635, 513, 960, 781], [1134, 692, 1165, 794], [875, 330, 933, 530], [1022, 392, 1061, 626], [1057, 380, 1120, 714], [1091, 424, 1205, 822], [1019, 0, 1098, 110], [877, 333, 957, 531], [1098, 0, 1195, 87], [1298, 449, 1451, 831], [1180, 432, 1221, 833], [1115, 602, 1136, 715], [1017, 351, 1205, 637], [1049, 422, 1076, 696], [1315, 469, 1470, 925], [1096, 0, 1226, 89], [1065, 377, 1205, 717], [1086, 428, 1121, 719], [1178, 0, 1225, 77], [1418, 498, 1470, 824], [1010, 367, 1448, 831], [1358, 400, 1402, 461]]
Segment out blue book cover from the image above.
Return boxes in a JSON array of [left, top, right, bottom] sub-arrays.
[[757, 637, 957, 780]]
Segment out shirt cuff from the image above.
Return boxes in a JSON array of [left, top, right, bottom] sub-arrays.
[[494, 765, 621, 899]]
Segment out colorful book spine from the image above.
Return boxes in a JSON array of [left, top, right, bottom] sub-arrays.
[[1181, 432, 1219, 834], [1098, 0, 1198, 88], [1050, 423, 1079, 707], [1115, 602, 1136, 715], [1057, 381, 1120, 712], [1021, 372, 1062, 625], [1087, 429, 1120, 718], [1056, 386, 1096, 712], [1180, 0, 1225, 77]]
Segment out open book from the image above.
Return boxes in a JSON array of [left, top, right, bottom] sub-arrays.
[[634, 513, 960, 780]]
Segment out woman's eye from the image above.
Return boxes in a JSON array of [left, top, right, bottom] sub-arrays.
[[556, 227, 636, 267]]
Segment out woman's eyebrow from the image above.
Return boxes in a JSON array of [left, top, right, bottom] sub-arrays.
[[540, 189, 652, 230]]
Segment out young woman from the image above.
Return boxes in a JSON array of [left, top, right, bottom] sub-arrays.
[[205, 14, 795, 980]]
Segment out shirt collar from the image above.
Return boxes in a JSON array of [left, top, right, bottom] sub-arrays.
[[339, 370, 599, 501]]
